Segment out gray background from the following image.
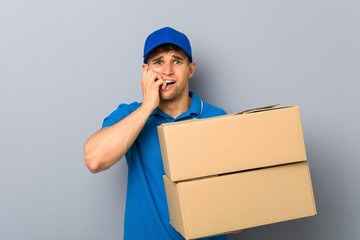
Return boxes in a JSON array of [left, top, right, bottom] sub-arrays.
[[1, 0, 359, 239]]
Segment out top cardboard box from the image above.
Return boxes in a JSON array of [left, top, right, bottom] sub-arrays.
[[158, 106, 307, 182]]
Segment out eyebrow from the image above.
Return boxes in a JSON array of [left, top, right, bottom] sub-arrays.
[[151, 56, 163, 63], [173, 55, 185, 61], [150, 53, 186, 63]]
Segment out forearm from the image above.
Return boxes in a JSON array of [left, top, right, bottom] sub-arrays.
[[84, 104, 154, 173], [84, 66, 164, 173]]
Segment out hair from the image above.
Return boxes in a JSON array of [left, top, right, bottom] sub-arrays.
[[146, 44, 192, 63]]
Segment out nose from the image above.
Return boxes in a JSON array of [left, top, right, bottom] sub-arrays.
[[161, 62, 174, 76]]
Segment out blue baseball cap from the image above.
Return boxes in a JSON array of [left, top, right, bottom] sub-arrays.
[[143, 27, 192, 63]]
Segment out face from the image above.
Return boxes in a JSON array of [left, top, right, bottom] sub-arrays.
[[143, 49, 196, 103]]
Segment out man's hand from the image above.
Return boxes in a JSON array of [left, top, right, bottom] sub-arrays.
[[141, 66, 165, 111]]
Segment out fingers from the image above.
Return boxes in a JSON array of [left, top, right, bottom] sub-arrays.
[[141, 68, 164, 110], [143, 68, 169, 93], [142, 68, 163, 87]]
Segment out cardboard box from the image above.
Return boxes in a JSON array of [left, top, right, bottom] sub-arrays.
[[163, 162, 317, 240], [158, 106, 307, 182]]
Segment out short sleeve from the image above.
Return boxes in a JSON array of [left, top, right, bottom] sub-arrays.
[[102, 102, 141, 128]]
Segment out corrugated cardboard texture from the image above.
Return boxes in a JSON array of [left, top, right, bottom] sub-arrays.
[[158, 106, 307, 182], [163, 162, 317, 240]]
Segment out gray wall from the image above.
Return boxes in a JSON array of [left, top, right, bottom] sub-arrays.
[[1, 0, 359, 239]]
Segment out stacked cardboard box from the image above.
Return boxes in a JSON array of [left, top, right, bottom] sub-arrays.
[[158, 106, 316, 240]]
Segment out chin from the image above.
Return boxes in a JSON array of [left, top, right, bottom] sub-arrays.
[[160, 95, 174, 102], [160, 88, 187, 102], [160, 92, 178, 102]]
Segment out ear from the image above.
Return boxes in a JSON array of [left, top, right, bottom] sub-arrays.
[[142, 64, 149, 71], [188, 62, 196, 79]]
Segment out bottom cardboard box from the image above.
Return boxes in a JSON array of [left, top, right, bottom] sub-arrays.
[[163, 162, 317, 240]]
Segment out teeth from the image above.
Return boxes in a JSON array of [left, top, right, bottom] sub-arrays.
[[165, 80, 175, 84]]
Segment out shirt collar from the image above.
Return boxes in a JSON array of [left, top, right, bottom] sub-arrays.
[[151, 91, 203, 120]]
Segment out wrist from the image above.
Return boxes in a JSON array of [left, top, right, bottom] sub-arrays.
[[139, 102, 157, 116]]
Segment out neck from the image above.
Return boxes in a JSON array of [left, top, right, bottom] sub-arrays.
[[159, 95, 192, 118]]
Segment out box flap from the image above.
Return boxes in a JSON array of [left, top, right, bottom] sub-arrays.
[[236, 104, 285, 114]]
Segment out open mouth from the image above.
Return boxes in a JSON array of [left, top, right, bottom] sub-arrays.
[[165, 79, 176, 85]]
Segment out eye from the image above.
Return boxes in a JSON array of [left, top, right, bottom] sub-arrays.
[[154, 60, 163, 65], [173, 60, 182, 65]]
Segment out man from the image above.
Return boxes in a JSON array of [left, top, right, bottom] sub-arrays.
[[84, 27, 227, 240]]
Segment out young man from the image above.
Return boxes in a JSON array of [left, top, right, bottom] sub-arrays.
[[84, 27, 227, 240]]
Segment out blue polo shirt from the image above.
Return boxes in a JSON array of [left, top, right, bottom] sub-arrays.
[[102, 92, 227, 240]]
